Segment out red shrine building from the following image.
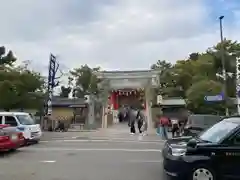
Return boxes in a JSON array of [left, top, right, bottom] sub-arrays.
[[109, 88, 146, 111]]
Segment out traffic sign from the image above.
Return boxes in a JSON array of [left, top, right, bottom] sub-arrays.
[[204, 94, 224, 102]]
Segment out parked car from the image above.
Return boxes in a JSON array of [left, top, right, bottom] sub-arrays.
[[162, 116, 240, 179], [0, 112, 42, 144], [0, 125, 25, 152], [183, 114, 222, 137]]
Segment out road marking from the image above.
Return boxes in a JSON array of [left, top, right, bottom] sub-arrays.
[[40, 139, 165, 144], [128, 160, 162, 163], [88, 137, 165, 142], [40, 160, 56, 163], [23, 147, 162, 152]]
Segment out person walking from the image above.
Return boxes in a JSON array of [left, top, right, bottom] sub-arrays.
[[156, 115, 161, 135], [171, 118, 180, 138], [140, 118, 148, 136], [159, 115, 170, 139], [136, 109, 143, 134], [128, 107, 136, 134]]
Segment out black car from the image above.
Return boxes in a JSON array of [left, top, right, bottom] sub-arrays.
[[183, 114, 222, 137], [162, 116, 240, 180]]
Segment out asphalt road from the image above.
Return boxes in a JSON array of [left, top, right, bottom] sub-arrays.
[[0, 137, 168, 180]]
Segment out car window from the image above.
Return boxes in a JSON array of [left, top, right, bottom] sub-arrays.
[[232, 133, 240, 146], [16, 114, 35, 125], [0, 116, 2, 124], [4, 116, 18, 126], [199, 120, 238, 143]]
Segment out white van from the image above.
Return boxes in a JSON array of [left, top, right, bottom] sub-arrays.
[[0, 112, 42, 143]]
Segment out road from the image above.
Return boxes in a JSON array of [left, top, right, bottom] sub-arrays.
[[0, 135, 168, 180]]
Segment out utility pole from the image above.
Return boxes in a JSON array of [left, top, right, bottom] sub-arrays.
[[45, 54, 60, 130], [219, 15, 229, 116]]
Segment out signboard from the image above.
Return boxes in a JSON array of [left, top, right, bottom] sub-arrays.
[[204, 94, 224, 102], [46, 54, 56, 115]]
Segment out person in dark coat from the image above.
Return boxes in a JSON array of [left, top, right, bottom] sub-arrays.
[[128, 107, 136, 134], [136, 110, 143, 133]]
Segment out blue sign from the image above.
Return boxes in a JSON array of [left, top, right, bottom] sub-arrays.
[[204, 94, 224, 102]]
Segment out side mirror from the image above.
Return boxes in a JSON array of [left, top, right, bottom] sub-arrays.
[[187, 139, 197, 149]]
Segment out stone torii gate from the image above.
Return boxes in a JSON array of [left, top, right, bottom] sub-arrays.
[[95, 70, 160, 133]]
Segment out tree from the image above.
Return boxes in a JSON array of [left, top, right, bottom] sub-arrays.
[[70, 65, 100, 97], [207, 39, 240, 97], [186, 80, 224, 114], [59, 86, 71, 98], [0, 48, 45, 110], [0, 46, 17, 66], [188, 52, 199, 61], [151, 39, 240, 114], [150, 60, 182, 97], [150, 60, 172, 71]]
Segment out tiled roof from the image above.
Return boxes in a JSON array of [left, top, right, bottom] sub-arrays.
[[52, 97, 86, 106], [161, 98, 186, 105]]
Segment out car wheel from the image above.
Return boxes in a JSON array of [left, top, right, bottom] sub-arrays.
[[190, 165, 216, 180]]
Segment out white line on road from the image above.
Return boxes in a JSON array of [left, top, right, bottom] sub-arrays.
[[80, 137, 165, 142], [40, 139, 165, 144], [40, 160, 56, 163], [22, 147, 162, 152], [127, 160, 162, 163]]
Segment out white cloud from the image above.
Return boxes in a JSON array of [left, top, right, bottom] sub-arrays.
[[1, 0, 239, 75]]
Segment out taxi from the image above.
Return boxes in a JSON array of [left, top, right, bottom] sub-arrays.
[[162, 116, 240, 180]]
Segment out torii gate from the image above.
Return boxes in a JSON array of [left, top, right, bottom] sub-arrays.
[[95, 70, 160, 133]]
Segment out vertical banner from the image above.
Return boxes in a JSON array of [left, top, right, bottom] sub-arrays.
[[46, 54, 56, 115], [236, 57, 240, 115]]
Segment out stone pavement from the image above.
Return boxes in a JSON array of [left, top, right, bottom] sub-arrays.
[[41, 123, 166, 143]]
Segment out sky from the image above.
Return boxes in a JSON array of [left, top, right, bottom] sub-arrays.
[[1, 0, 240, 76]]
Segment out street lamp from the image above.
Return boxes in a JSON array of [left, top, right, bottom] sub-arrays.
[[219, 15, 229, 116]]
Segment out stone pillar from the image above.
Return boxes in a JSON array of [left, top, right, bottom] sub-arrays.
[[145, 86, 154, 133], [98, 79, 110, 129], [102, 106, 108, 128], [87, 95, 95, 129]]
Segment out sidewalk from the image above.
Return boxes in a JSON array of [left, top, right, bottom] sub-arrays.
[[41, 123, 166, 142], [83, 123, 164, 141]]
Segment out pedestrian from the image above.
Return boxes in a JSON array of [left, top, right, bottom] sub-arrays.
[[136, 109, 143, 134], [160, 115, 170, 139], [128, 107, 136, 134], [156, 115, 161, 135], [118, 111, 123, 123], [171, 118, 180, 138], [136, 109, 147, 136]]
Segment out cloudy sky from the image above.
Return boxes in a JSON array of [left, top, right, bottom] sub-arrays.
[[1, 0, 240, 75]]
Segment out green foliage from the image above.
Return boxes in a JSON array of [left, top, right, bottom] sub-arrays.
[[59, 86, 71, 98], [0, 46, 16, 66], [0, 46, 45, 110], [70, 65, 100, 97], [186, 80, 224, 114], [150, 39, 240, 114]]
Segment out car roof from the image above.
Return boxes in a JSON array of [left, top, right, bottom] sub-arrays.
[[0, 112, 29, 116], [223, 116, 240, 125]]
